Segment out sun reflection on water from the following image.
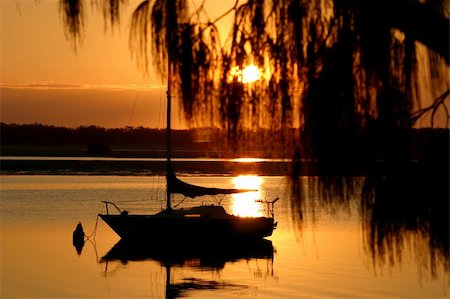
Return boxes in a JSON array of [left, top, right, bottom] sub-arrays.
[[231, 175, 264, 217]]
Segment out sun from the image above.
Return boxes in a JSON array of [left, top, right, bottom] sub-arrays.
[[242, 65, 262, 83], [229, 64, 263, 83]]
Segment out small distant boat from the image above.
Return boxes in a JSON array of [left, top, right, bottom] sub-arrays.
[[99, 66, 277, 241]]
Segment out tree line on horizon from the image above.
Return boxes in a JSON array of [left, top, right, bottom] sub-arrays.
[[0, 122, 293, 157], [0, 122, 196, 148], [1, 122, 448, 159]]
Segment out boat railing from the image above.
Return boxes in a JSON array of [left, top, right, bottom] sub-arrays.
[[256, 197, 279, 218], [102, 201, 123, 215]]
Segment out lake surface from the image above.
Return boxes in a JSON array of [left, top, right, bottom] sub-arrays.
[[1, 174, 448, 298]]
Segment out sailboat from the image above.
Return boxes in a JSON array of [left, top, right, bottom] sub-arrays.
[[99, 62, 277, 241]]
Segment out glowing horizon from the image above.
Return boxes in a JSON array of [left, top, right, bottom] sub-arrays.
[[0, 1, 235, 129]]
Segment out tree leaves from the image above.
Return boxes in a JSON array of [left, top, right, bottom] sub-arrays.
[[59, 0, 450, 150]]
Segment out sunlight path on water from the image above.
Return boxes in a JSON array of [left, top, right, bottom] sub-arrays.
[[231, 175, 264, 217], [0, 175, 447, 298]]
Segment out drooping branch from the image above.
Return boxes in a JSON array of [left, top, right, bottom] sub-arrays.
[[59, 0, 128, 47], [410, 89, 450, 127], [342, 0, 449, 65], [129, 0, 151, 73], [98, 0, 128, 30], [148, 0, 189, 80], [56, 1, 450, 278], [59, 0, 450, 137], [59, 0, 85, 48]]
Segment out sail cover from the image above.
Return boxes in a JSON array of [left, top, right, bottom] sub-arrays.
[[166, 163, 255, 198]]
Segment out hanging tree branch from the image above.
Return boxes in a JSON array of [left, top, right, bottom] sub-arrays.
[[59, 0, 450, 139], [410, 89, 450, 127]]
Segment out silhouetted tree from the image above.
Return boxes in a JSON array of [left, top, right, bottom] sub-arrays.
[[58, 0, 449, 277], [59, 0, 448, 147]]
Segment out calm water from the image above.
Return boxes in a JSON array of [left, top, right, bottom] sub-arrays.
[[1, 175, 448, 298]]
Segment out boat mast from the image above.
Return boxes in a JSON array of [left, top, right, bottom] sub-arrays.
[[166, 59, 172, 211]]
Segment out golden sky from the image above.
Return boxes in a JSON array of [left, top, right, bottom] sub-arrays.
[[0, 0, 219, 128], [1, 1, 448, 128]]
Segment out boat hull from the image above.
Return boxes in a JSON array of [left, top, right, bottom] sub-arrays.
[[99, 213, 275, 241]]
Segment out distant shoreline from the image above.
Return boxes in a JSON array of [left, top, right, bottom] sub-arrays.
[[1, 123, 448, 176], [0, 157, 292, 176], [2, 156, 428, 177]]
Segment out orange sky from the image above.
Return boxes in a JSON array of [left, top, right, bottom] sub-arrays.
[[1, 1, 448, 128], [0, 1, 232, 128]]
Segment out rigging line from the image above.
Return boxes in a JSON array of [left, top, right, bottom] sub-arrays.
[[127, 75, 146, 127], [84, 213, 100, 239], [157, 81, 164, 129], [103, 76, 146, 204], [173, 196, 188, 208], [84, 238, 100, 265], [83, 237, 104, 279], [153, 86, 166, 202]]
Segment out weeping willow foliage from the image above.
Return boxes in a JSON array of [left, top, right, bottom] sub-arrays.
[[59, 0, 449, 277], [59, 0, 449, 141], [59, 0, 85, 46]]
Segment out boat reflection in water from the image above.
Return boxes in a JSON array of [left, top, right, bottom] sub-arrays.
[[100, 238, 274, 299]]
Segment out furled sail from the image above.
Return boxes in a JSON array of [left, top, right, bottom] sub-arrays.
[[166, 163, 255, 198]]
